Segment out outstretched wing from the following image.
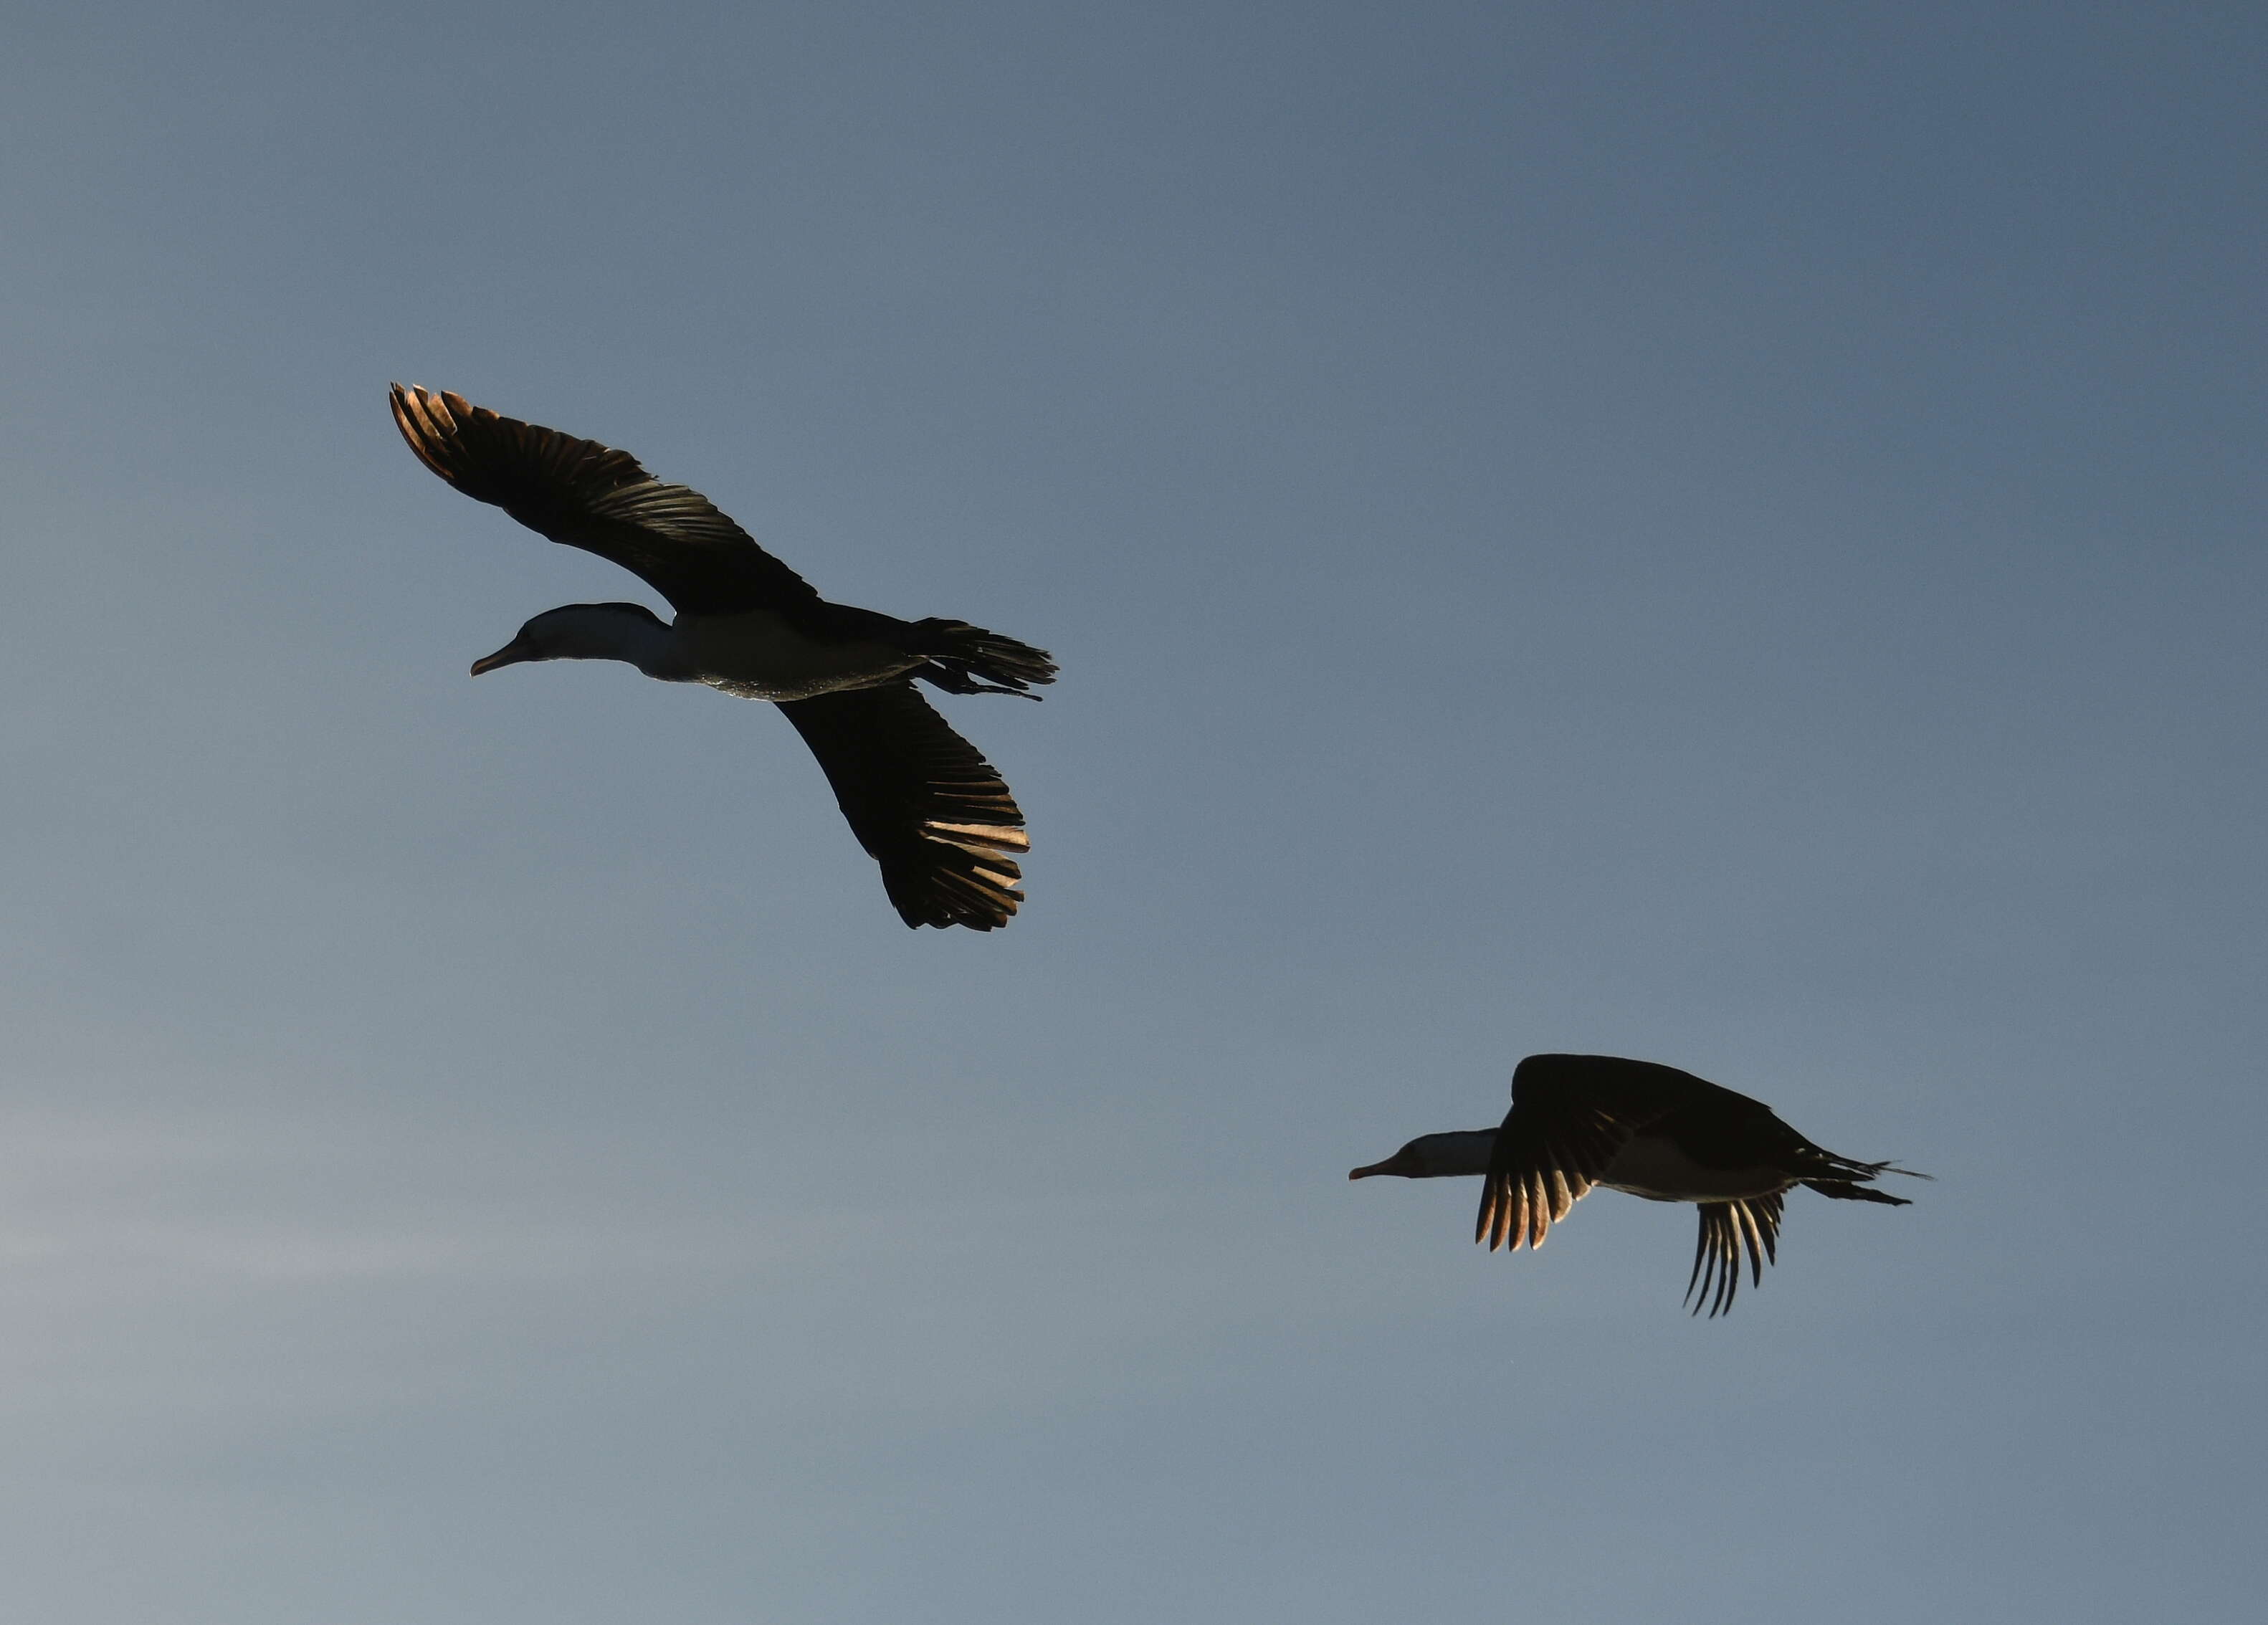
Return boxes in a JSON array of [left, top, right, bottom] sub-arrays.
[[1685, 1194, 1786, 1317], [1476, 1054, 1732, 1252], [778, 682, 1029, 930], [390, 385, 822, 616]]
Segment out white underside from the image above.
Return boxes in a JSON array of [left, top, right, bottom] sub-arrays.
[[678, 611, 923, 701], [1596, 1135, 1795, 1204]]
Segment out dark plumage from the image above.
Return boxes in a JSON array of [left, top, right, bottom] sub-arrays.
[[391, 386, 1056, 930], [1350, 1054, 1924, 1315]]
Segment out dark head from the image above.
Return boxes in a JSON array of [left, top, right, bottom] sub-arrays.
[[470, 603, 672, 675], [1348, 1130, 1498, 1181]]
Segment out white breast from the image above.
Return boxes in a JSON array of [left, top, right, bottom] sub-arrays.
[[679, 611, 923, 701], [1596, 1136, 1795, 1204]]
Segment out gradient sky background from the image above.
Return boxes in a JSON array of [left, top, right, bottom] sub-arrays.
[[2, 3, 2263, 1620]]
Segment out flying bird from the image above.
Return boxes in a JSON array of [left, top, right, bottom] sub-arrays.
[[1350, 1054, 1923, 1315], [390, 386, 1056, 930]]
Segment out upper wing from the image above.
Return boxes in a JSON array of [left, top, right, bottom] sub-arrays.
[[390, 385, 823, 616], [777, 682, 1030, 930], [1476, 1054, 1726, 1252]]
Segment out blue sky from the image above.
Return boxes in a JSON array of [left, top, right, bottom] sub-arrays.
[[1, 3, 2262, 1620]]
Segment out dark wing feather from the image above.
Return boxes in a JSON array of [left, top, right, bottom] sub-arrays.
[[1476, 1055, 1715, 1254], [1685, 1193, 1784, 1317], [390, 385, 822, 616], [778, 682, 1029, 930]]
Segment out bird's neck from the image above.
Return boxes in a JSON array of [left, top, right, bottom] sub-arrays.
[[1401, 1130, 1499, 1177], [545, 606, 696, 680]]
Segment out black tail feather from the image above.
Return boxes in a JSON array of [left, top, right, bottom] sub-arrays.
[[907, 619, 1059, 697], [1802, 1180, 1913, 1206]]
